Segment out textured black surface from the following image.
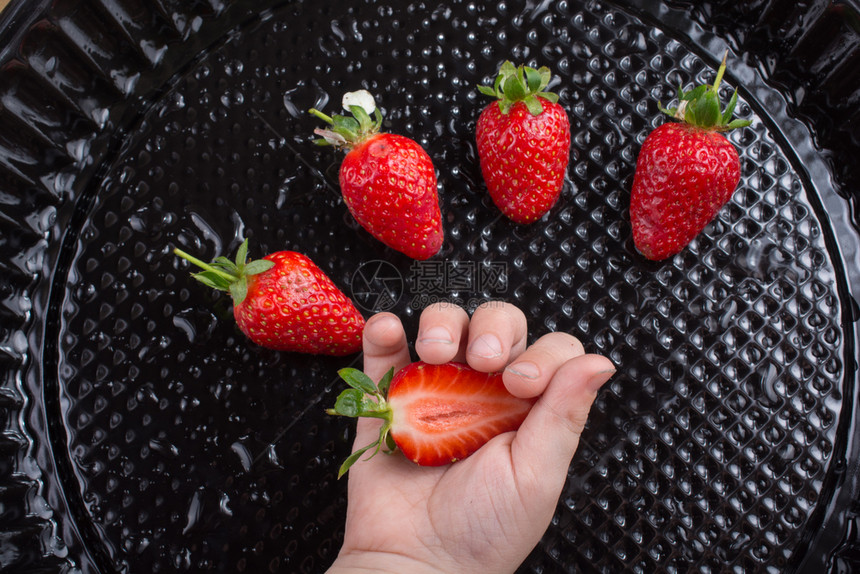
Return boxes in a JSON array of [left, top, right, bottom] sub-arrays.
[[0, 0, 858, 572]]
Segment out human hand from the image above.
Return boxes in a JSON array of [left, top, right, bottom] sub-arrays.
[[327, 301, 615, 574]]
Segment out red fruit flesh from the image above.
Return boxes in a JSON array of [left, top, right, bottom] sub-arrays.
[[339, 133, 443, 260], [387, 362, 536, 466], [630, 122, 741, 260], [233, 251, 365, 355], [476, 98, 570, 224]]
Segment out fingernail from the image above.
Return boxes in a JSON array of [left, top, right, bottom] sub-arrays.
[[469, 334, 503, 359], [506, 361, 540, 380], [418, 326, 453, 345], [586, 369, 616, 392]]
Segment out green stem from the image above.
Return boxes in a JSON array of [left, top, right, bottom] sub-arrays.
[[173, 248, 237, 281], [363, 409, 394, 421], [308, 108, 334, 125]]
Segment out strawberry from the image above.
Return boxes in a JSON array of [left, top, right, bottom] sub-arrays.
[[476, 61, 571, 224], [309, 91, 443, 260], [630, 52, 752, 260], [173, 239, 364, 355], [327, 361, 536, 476]]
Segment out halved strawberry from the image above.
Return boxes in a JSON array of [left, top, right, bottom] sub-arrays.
[[327, 361, 536, 476]]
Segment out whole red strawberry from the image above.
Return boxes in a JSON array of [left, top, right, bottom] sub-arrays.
[[630, 53, 751, 260], [174, 239, 364, 355], [327, 361, 536, 476], [476, 61, 571, 224], [310, 91, 443, 260]]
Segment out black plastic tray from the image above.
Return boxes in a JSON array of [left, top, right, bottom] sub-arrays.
[[1, 0, 859, 572]]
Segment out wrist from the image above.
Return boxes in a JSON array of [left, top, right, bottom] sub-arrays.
[[327, 550, 447, 574]]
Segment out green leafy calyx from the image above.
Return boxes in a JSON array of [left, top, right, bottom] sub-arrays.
[[478, 60, 559, 115], [308, 90, 384, 149], [326, 367, 396, 478], [173, 238, 275, 305], [659, 51, 752, 131]]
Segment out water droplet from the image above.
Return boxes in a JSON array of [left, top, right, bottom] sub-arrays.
[[149, 438, 180, 458], [182, 488, 204, 535], [231, 441, 253, 472], [219, 492, 233, 516], [745, 362, 781, 408], [719, 299, 737, 330], [173, 315, 198, 343], [283, 90, 301, 118]]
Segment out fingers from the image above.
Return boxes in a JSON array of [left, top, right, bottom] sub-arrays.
[[511, 353, 615, 494], [414, 301, 528, 371], [351, 313, 411, 453], [464, 301, 528, 372], [361, 312, 410, 382], [503, 332, 585, 398], [415, 302, 470, 364]]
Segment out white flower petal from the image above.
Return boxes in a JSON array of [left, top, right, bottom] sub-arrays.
[[342, 90, 377, 115]]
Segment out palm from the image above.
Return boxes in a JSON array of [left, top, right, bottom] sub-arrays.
[[339, 420, 549, 573]]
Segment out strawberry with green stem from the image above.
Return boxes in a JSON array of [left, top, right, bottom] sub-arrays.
[[327, 361, 536, 477], [174, 239, 365, 355], [476, 61, 571, 224], [309, 91, 443, 260], [630, 52, 752, 260]]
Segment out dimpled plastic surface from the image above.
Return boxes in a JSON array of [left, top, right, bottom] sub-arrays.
[[0, 0, 857, 573]]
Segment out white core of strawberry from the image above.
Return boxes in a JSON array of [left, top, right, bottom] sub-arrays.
[[342, 90, 376, 115]]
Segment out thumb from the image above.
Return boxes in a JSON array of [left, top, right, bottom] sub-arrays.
[[351, 312, 411, 450], [361, 312, 411, 382], [510, 353, 614, 493]]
